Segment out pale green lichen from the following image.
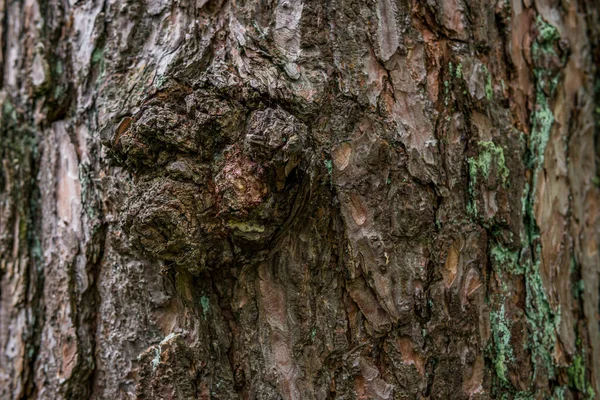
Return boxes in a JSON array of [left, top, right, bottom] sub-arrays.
[[91, 46, 107, 83], [532, 15, 560, 61], [324, 159, 333, 175], [587, 386, 596, 399], [518, 15, 564, 381], [568, 353, 586, 392], [567, 346, 595, 399], [154, 75, 168, 89], [200, 295, 210, 320], [467, 141, 510, 216], [491, 245, 524, 275], [455, 63, 462, 79], [521, 202, 558, 381], [490, 304, 513, 385], [468, 141, 510, 185], [54, 85, 65, 99], [490, 245, 560, 388], [487, 14, 571, 399], [444, 80, 450, 106], [2, 99, 17, 122], [55, 60, 64, 75], [467, 181, 478, 216], [551, 387, 566, 400], [91, 46, 104, 64], [529, 16, 561, 170], [485, 75, 493, 101], [481, 65, 493, 101], [529, 93, 554, 169], [525, 258, 559, 379]]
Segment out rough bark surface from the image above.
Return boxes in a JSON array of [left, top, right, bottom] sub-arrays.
[[0, 0, 599, 399]]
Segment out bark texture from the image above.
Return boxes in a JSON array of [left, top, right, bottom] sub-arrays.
[[0, 0, 599, 399]]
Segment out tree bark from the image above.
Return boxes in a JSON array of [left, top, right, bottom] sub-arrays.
[[0, 0, 599, 399]]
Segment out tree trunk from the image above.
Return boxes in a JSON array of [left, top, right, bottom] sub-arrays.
[[0, 0, 599, 398]]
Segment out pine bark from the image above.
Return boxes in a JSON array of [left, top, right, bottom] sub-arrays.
[[0, 0, 599, 399]]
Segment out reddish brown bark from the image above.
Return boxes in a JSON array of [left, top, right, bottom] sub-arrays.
[[0, 0, 599, 399]]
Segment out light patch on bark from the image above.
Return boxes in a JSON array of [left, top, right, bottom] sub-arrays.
[[376, 0, 398, 61], [274, 0, 303, 79]]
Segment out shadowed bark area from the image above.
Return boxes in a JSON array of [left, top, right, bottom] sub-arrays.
[[0, 0, 599, 399]]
